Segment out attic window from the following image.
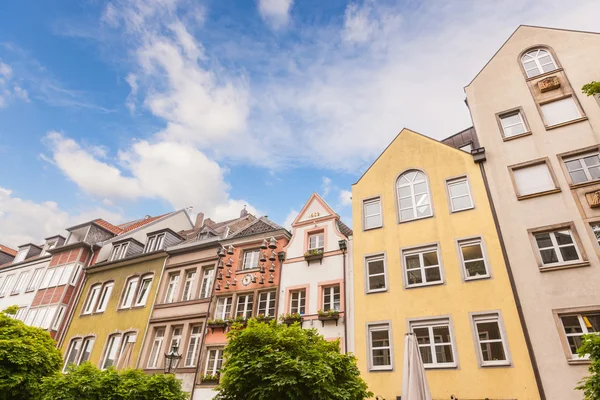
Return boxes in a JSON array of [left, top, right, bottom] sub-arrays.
[[13, 249, 28, 264], [144, 234, 165, 253], [109, 243, 130, 261], [521, 48, 558, 78]]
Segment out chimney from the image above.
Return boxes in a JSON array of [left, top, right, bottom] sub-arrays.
[[195, 212, 205, 229], [240, 205, 248, 218]]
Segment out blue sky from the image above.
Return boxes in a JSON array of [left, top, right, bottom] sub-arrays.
[[0, 0, 598, 247]]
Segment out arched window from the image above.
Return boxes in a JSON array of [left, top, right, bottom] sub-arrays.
[[521, 48, 558, 78], [397, 170, 432, 222]]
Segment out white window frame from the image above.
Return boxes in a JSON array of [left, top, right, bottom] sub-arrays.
[[101, 334, 122, 370], [470, 312, 511, 367], [257, 290, 277, 317], [13, 249, 28, 263], [26, 268, 44, 291], [185, 325, 202, 367], [52, 306, 66, 331], [199, 267, 214, 299], [147, 328, 165, 369], [564, 152, 600, 185], [541, 97, 582, 126], [169, 326, 183, 351], [409, 317, 458, 369], [308, 232, 325, 251], [63, 338, 83, 371], [182, 269, 196, 301], [164, 273, 180, 303], [397, 170, 433, 222], [110, 242, 129, 261], [39, 268, 54, 289], [0, 274, 13, 296], [499, 110, 528, 138], [367, 322, 393, 371], [559, 312, 600, 359], [533, 229, 582, 267], [83, 284, 102, 314], [134, 275, 153, 306], [144, 233, 165, 253], [289, 289, 306, 315], [70, 264, 82, 285], [402, 245, 444, 288], [121, 277, 139, 309], [457, 238, 490, 280], [236, 293, 254, 319], [58, 264, 74, 286], [365, 254, 387, 293], [521, 48, 558, 78], [79, 336, 95, 365], [204, 348, 224, 375], [95, 282, 113, 313], [11, 271, 29, 294], [323, 285, 341, 312], [446, 177, 474, 212], [215, 296, 233, 320], [363, 197, 383, 230], [242, 249, 260, 270], [49, 266, 64, 287]]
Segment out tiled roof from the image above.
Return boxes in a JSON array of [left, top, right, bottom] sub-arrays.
[[93, 219, 124, 235], [228, 217, 286, 239], [0, 244, 17, 256], [337, 220, 353, 237], [118, 214, 168, 233], [179, 214, 256, 244]]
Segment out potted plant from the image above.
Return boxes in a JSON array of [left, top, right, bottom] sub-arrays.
[[200, 373, 220, 384], [304, 248, 324, 262], [254, 313, 274, 323], [279, 312, 303, 325], [317, 309, 340, 326], [227, 315, 248, 327]]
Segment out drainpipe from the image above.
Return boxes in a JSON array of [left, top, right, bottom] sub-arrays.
[[341, 245, 348, 354]]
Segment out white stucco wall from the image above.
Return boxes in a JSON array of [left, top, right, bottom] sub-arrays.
[[192, 387, 217, 400], [0, 256, 50, 315]]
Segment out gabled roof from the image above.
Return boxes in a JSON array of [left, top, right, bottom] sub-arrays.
[[228, 216, 287, 239], [0, 244, 17, 256], [179, 213, 256, 245], [292, 192, 339, 227], [337, 220, 353, 238], [91, 219, 123, 235], [117, 213, 168, 233]]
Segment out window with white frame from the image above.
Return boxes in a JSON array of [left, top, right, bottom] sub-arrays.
[[15, 307, 27, 321], [164, 273, 180, 303], [397, 170, 432, 222], [121, 277, 139, 308], [52, 306, 65, 330], [564, 152, 600, 185], [308, 232, 324, 251], [41, 305, 58, 329], [205, 348, 223, 375], [63, 338, 82, 371], [144, 233, 165, 253], [512, 162, 557, 197], [521, 48, 558, 78], [101, 334, 122, 369], [215, 296, 233, 320], [185, 325, 202, 367], [403, 246, 443, 287], [58, 264, 74, 286], [109, 242, 129, 261], [447, 177, 473, 212], [39, 268, 55, 289], [458, 238, 489, 279], [70, 265, 82, 285], [499, 111, 528, 138], [24, 307, 37, 326], [541, 97, 581, 126], [591, 224, 600, 246], [96, 282, 113, 312], [236, 294, 254, 318], [147, 328, 165, 368], [83, 284, 102, 314], [257, 290, 277, 317], [0, 274, 13, 296], [410, 318, 456, 368], [33, 307, 46, 327], [367, 323, 392, 370], [64, 336, 95, 371], [472, 313, 510, 366], [49, 266, 64, 287], [79, 336, 95, 364], [289, 289, 306, 315], [11, 271, 29, 294], [182, 269, 196, 301], [199, 267, 214, 299], [170, 326, 183, 351], [363, 197, 382, 230], [26, 268, 44, 291], [134, 275, 152, 306], [365, 254, 387, 293], [534, 229, 581, 267], [13, 249, 28, 264], [242, 249, 260, 270], [560, 313, 600, 357], [323, 285, 340, 311]]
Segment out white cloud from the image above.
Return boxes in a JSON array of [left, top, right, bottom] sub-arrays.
[[0, 61, 30, 108], [258, 0, 293, 29], [283, 209, 298, 230], [321, 176, 332, 198], [338, 190, 352, 207], [0, 62, 12, 79]]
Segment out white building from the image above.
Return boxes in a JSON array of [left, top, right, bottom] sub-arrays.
[[278, 193, 352, 352]]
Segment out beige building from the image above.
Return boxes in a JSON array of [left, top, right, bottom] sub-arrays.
[[465, 25, 600, 399]]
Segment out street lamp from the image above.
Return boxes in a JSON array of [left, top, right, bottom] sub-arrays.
[[338, 239, 347, 254], [164, 345, 182, 374]]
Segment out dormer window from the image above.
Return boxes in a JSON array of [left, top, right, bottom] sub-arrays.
[[109, 243, 130, 261], [521, 48, 558, 78], [145, 234, 165, 253], [13, 249, 28, 264]]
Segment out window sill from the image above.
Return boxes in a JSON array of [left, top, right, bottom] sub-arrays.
[[480, 361, 511, 368], [236, 268, 260, 275], [450, 206, 474, 214], [502, 131, 533, 141], [405, 281, 444, 290], [525, 68, 562, 82], [366, 288, 388, 294], [539, 261, 590, 272], [567, 358, 591, 365], [10, 292, 20, 296], [363, 225, 383, 232], [368, 367, 394, 372], [464, 274, 491, 282], [569, 179, 600, 190], [516, 188, 561, 200], [545, 116, 588, 130], [423, 364, 458, 370]]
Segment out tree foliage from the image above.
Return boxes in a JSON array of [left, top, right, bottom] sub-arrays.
[[582, 81, 600, 97], [39, 362, 189, 400], [0, 305, 62, 400], [214, 319, 372, 400], [577, 334, 600, 399]]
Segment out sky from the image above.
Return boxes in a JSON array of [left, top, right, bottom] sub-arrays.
[[0, 0, 598, 248]]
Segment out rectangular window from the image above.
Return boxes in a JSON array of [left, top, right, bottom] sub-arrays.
[[499, 111, 527, 138], [205, 348, 223, 375], [367, 323, 392, 371], [110, 243, 129, 261], [116, 332, 136, 370], [512, 162, 557, 197], [39, 269, 54, 289], [13, 249, 28, 263], [24, 308, 38, 326], [591, 224, 600, 246], [145, 234, 165, 253], [63, 339, 82, 371], [365, 254, 387, 293], [541, 97, 581, 126], [199, 268, 214, 299], [0, 274, 15, 296], [49, 266, 64, 287], [52, 306, 65, 331], [41, 305, 57, 329], [83, 285, 100, 314], [79, 337, 95, 364], [33, 307, 47, 328], [472, 313, 510, 366], [410, 318, 456, 368], [96, 283, 113, 313], [147, 328, 165, 368], [215, 296, 233, 320], [403, 246, 443, 288], [70, 265, 82, 285], [323, 285, 341, 311], [26, 268, 44, 291], [560, 313, 600, 358], [363, 197, 382, 230], [182, 270, 196, 301], [102, 334, 122, 369], [185, 325, 202, 367], [236, 294, 254, 318], [534, 229, 581, 267], [257, 290, 277, 317], [121, 277, 139, 308], [308, 232, 324, 251], [134, 276, 152, 306], [289, 289, 306, 315], [11, 271, 29, 294], [15, 307, 27, 321], [164, 273, 180, 303], [242, 250, 260, 270], [170, 326, 183, 351], [458, 238, 490, 280], [447, 177, 473, 212], [564, 152, 600, 184], [58, 264, 74, 286]]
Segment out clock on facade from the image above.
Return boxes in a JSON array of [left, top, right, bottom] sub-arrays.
[[241, 274, 252, 286]]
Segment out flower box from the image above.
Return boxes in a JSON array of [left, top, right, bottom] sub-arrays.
[[317, 310, 340, 327], [304, 249, 324, 263], [207, 320, 228, 333]]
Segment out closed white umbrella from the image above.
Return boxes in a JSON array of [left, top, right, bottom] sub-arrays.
[[401, 333, 432, 400]]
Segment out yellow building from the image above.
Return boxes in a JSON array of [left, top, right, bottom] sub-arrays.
[[351, 128, 541, 399]]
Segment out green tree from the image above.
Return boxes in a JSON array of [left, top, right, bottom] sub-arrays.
[[39, 362, 189, 400], [214, 319, 372, 400], [582, 81, 600, 97], [576, 333, 600, 399], [0, 305, 62, 400]]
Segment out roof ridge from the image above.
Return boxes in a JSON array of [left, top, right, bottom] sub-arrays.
[[0, 244, 17, 256]]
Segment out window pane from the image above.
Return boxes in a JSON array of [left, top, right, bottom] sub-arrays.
[[559, 246, 579, 262], [407, 270, 422, 285], [477, 321, 502, 340], [401, 209, 414, 221], [540, 249, 558, 264], [371, 330, 389, 347], [569, 170, 588, 184], [541, 97, 581, 126], [480, 342, 506, 361], [400, 197, 413, 209], [585, 315, 600, 332], [372, 348, 391, 366], [449, 182, 468, 197], [405, 255, 420, 270], [566, 335, 583, 354], [513, 164, 555, 196], [398, 186, 411, 198], [465, 261, 487, 277], [424, 267, 441, 282], [462, 244, 483, 260], [368, 259, 384, 274], [452, 196, 472, 211], [418, 346, 432, 364], [365, 215, 381, 229], [364, 201, 380, 216], [369, 275, 386, 290], [535, 233, 552, 248], [435, 345, 454, 363], [422, 251, 438, 266], [555, 231, 573, 245], [561, 316, 583, 334]]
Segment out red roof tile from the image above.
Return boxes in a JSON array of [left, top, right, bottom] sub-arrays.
[[93, 219, 124, 235], [119, 213, 168, 233], [0, 244, 17, 257]]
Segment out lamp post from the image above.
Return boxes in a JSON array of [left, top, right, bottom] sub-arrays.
[[164, 345, 182, 374]]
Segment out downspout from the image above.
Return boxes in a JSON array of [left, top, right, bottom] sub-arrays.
[[341, 248, 348, 354], [479, 162, 546, 400], [135, 252, 169, 368]]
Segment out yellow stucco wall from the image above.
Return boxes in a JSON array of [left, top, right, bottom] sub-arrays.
[[61, 255, 166, 369], [351, 129, 540, 399]]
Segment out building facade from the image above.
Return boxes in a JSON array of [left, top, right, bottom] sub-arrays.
[[351, 128, 540, 399], [465, 25, 600, 399], [278, 193, 352, 352]]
